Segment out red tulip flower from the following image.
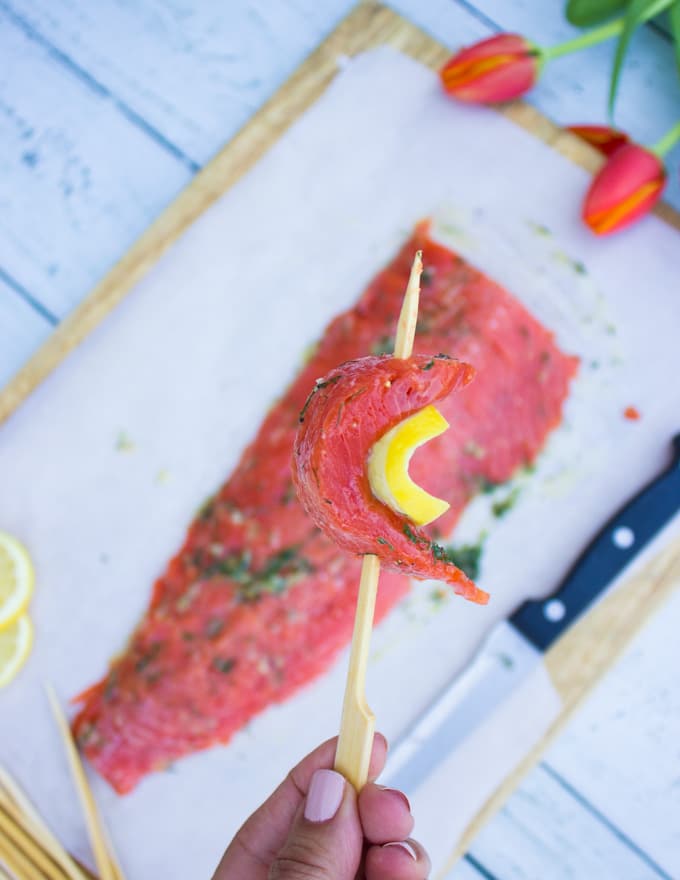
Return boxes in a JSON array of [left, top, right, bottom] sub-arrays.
[[567, 125, 630, 157], [440, 34, 542, 104], [583, 144, 666, 235]]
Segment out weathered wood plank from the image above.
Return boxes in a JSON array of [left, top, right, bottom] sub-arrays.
[[0, 3, 678, 876], [0, 4, 191, 319], [472, 0, 680, 210], [546, 585, 680, 878], [0, 278, 52, 388], [466, 763, 670, 880], [4, 0, 489, 165]]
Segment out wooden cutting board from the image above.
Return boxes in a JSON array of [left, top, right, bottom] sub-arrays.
[[1, 2, 679, 871]]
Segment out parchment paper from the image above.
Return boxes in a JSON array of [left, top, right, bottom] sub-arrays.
[[1, 48, 679, 879]]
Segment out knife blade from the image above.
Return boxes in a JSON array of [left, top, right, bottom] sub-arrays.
[[384, 433, 680, 793]]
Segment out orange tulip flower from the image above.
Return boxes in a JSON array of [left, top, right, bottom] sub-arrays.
[[567, 125, 630, 157], [582, 144, 666, 236], [440, 34, 541, 104]]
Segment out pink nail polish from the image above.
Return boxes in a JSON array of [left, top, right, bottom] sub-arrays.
[[304, 769, 345, 822], [383, 841, 417, 860]]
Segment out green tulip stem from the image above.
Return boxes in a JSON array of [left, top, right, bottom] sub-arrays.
[[651, 121, 680, 158], [542, 6, 661, 62], [542, 20, 623, 60]]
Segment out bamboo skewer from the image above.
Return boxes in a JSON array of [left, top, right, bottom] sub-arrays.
[[334, 250, 423, 790], [0, 767, 88, 880], [46, 686, 118, 880], [0, 806, 68, 880], [0, 827, 46, 880]]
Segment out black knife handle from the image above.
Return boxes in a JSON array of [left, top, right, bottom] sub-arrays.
[[510, 434, 680, 652]]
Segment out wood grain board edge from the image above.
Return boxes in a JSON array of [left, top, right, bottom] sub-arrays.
[[1, 0, 679, 867], [2, 0, 678, 427]]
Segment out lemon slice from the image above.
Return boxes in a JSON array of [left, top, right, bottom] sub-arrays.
[[0, 531, 35, 629], [368, 405, 450, 526], [0, 614, 33, 687]]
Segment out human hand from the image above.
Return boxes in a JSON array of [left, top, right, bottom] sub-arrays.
[[212, 734, 430, 879]]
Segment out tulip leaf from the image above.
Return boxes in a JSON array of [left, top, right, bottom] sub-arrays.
[[566, 0, 629, 27], [608, 0, 678, 116], [670, 0, 680, 74]]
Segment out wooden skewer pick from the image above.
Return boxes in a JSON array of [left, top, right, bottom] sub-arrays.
[[0, 767, 89, 880], [46, 685, 120, 880], [0, 806, 68, 880], [334, 250, 423, 790]]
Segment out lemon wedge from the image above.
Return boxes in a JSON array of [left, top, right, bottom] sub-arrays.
[[0, 614, 33, 687], [0, 531, 35, 629], [368, 405, 450, 526]]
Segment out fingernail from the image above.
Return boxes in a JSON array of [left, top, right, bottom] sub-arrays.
[[383, 841, 417, 860], [376, 786, 411, 812], [304, 769, 345, 822], [375, 731, 389, 752]]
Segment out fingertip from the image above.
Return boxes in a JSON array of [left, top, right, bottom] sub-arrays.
[[358, 783, 414, 844], [365, 838, 430, 879], [368, 731, 389, 780]]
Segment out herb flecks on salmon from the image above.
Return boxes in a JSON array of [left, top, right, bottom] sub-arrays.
[[73, 222, 577, 793]]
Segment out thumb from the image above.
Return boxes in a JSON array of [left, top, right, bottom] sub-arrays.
[[268, 769, 362, 880]]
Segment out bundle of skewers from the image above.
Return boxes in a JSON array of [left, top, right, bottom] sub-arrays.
[[0, 688, 124, 880]]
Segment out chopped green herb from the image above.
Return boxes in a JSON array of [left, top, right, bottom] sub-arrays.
[[301, 340, 319, 366], [204, 551, 252, 583], [103, 671, 118, 702], [463, 440, 486, 460], [421, 267, 434, 285], [76, 723, 100, 749], [155, 468, 171, 485], [197, 495, 216, 521], [420, 359, 435, 371], [212, 657, 236, 674], [527, 220, 551, 237], [371, 335, 395, 356], [135, 642, 162, 674], [376, 536, 394, 551], [281, 483, 296, 505], [299, 374, 342, 422], [205, 545, 315, 602], [432, 538, 485, 580], [435, 353, 452, 360], [205, 618, 225, 639], [115, 431, 135, 453], [431, 542, 447, 562], [478, 476, 501, 494], [492, 487, 521, 518], [403, 523, 428, 545], [498, 653, 514, 669]]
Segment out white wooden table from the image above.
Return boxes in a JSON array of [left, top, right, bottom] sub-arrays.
[[1, 2, 678, 877]]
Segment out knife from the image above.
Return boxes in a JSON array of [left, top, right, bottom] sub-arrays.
[[383, 433, 680, 793]]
